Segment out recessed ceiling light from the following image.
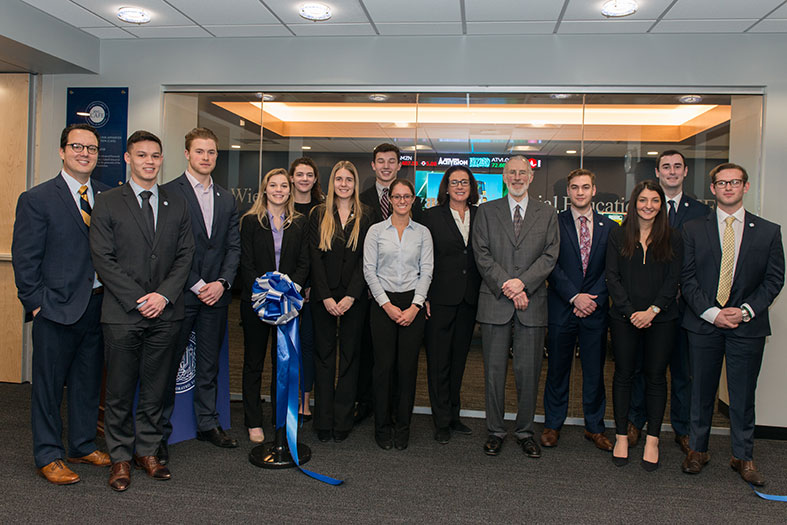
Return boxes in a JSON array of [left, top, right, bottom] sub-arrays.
[[369, 93, 389, 102], [117, 7, 151, 25], [549, 94, 572, 100], [301, 146, 311, 150], [601, 0, 638, 18], [647, 151, 659, 155], [679, 95, 703, 104], [402, 145, 432, 151], [231, 145, 241, 149], [566, 150, 577, 154], [299, 3, 332, 21], [239, 119, 245, 127], [511, 145, 539, 152], [262, 94, 275, 102]]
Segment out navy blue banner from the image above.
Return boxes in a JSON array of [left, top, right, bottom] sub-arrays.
[[66, 87, 128, 187]]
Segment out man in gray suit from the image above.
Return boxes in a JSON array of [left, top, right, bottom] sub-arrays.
[[90, 130, 194, 491], [473, 155, 559, 457]]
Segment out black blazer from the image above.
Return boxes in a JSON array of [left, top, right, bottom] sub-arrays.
[[422, 204, 481, 306], [12, 173, 110, 324], [359, 184, 426, 224], [681, 210, 784, 337], [90, 183, 195, 323], [309, 203, 372, 302], [672, 194, 710, 230], [605, 226, 683, 322], [547, 210, 617, 328], [161, 173, 241, 308], [239, 213, 310, 302]]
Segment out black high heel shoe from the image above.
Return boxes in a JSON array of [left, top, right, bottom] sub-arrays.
[[641, 458, 659, 472], [612, 455, 629, 467]]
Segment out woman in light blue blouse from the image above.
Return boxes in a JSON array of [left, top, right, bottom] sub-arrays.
[[363, 178, 433, 451]]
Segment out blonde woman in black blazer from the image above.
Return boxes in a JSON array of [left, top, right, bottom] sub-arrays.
[[309, 161, 371, 443], [239, 168, 309, 444]]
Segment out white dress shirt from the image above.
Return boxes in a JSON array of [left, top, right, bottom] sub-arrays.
[[507, 194, 529, 221], [61, 170, 101, 288], [185, 170, 215, 295], [450, 206, 470, 246], [128, 178, 159, 228]]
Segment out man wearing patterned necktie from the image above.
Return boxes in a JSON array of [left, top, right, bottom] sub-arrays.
[[628, 150, 710, 454], [543, 169, 617, 452], [12, 124, 112, 485], [680, 163, 784, 486]]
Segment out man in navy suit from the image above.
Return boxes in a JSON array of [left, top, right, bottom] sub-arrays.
[[543, 169, 616, 451], [160, 128, 241, 460], [12, 124, 111, 484], [627, 150, 710, 454], [680, 163, 783, 486]]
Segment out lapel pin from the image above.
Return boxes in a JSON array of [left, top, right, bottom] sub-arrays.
[[749, 223, 754, 227], [163, 201, 169, 206], [598, 222, 603, 227], [684, 202, 689, 207], [217, 192, 220, 197]]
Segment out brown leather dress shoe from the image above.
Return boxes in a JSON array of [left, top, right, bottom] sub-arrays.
[[730, 457, 765, 487], [682, 449, 710, 474], [540, 428, 559, 447], [39, 459, 80, 485], [584, 430, 613, 451], [133, 455, 171, 480], [627, 421, 641, 448], [109, 461, 131, 492], [68, 450, 111, 467], [674, 434, 690, 455]]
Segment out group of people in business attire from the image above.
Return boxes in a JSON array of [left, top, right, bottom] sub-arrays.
[[13, 122, 784, 492]]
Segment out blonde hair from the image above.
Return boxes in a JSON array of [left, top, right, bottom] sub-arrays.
[[242, 168, 298, 229], [318, 161, 364, 251]]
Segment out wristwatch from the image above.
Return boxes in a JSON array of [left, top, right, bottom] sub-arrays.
[[413, 303, 424, 310], [741, 306, 752, 323], [649, 305, 661, 315], [218, 278, 230, 290]]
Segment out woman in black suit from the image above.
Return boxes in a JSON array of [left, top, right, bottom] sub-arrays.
[[240, 168, 309, 444], [422, 166, 482, 444], [606, 179, 682, 471], [309, 161, 371, 443]]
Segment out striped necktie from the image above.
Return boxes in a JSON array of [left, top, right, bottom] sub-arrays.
[[716, 216, 736, 306], [380, 187, 391, 220], [78, 185, 92, 227], [513, 204, 522, 238]]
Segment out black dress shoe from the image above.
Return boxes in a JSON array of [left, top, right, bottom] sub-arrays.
[[612, 455, 629, 467], [641, 458, 659, 472], [375, 434, 393, 450], [317, 430, 332, 443], [449, 420, 472, 435], [434, 427, 450, 444], [333, 430, 349, 443], [299, 413, 313, 423], [157, 440, 169, 465], [196, 427, 239, 448], [484, 435, 503, 456], [517, 437, 541, 458], [394, 429, 409, 451]]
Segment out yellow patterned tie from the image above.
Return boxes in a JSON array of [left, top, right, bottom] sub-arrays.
[[78, 185, 92, 227], [715, 216, 736, 306]]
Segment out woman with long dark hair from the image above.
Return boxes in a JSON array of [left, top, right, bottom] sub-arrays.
[[288, 157, 324, 422], [363, 178, 433, 451], [309, 161, 371, 443], [422, 166, 482, 444], [606, 179, 682, 471], [239, 168, 309, 444]]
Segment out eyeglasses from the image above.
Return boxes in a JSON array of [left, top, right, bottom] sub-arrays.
[[449, 180, 471, 187], [713, 179, 744, 189], [390, 194, 413, 202], [67, 143, 99, 155]]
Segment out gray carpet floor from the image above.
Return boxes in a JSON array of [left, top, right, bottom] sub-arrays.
[[1, 382, 784, 524]]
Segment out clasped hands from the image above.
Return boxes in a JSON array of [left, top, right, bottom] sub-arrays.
[[572, 293, 598, 318], [502, 278, 529, 311], [714, 307, 743, 329], [323, 296, 355, 317], [382, 301, 420, 326], [137, 292, 167, 319]]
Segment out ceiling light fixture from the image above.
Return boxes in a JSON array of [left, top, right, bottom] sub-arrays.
[[369, 94, 389, 102], [117, 7, 151, 25], [550, 94, 572, 100], [647, 151, 659, 155], [679, 95, 703, 104], [566, 150, 577, 154], [261, 94, 275, 102], [601, 0, 638, 18], [231, 145, 241, 149], [76, 112, 90, 117], [299, 3, 332, 21], [402, 145, 432, 151], [301, 146, 312, 150]]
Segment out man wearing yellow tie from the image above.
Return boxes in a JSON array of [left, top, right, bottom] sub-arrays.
[[680, 163, 784, 486]]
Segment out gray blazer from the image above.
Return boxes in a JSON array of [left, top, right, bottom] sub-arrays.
[[472, 196, 560, 327]]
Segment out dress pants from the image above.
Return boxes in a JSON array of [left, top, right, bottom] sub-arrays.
[[31, 294, 104, 468], [544, 315, 607, 434], [240, 300, 278, 429], [299, 301, 315, 395], [424, 300, 477, 429], [688, 330, 765, 461], [162, 302, 228, 440], [355, 300, 374, 411], [370, 290, 425, 441], [481, 317, 545, 440], [312, 295, 368, 433], [103, 318, 181, 462], [610, 316, 676, 438]]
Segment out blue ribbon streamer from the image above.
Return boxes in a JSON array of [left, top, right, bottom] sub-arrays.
[[751, 484, 787, 501], [252, 272, 343, 486]]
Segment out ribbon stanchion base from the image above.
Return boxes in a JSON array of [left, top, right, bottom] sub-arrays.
[[249, 428, 312, 469]]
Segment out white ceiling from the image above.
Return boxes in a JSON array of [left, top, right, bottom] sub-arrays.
[[18, 0, 787, 39]]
